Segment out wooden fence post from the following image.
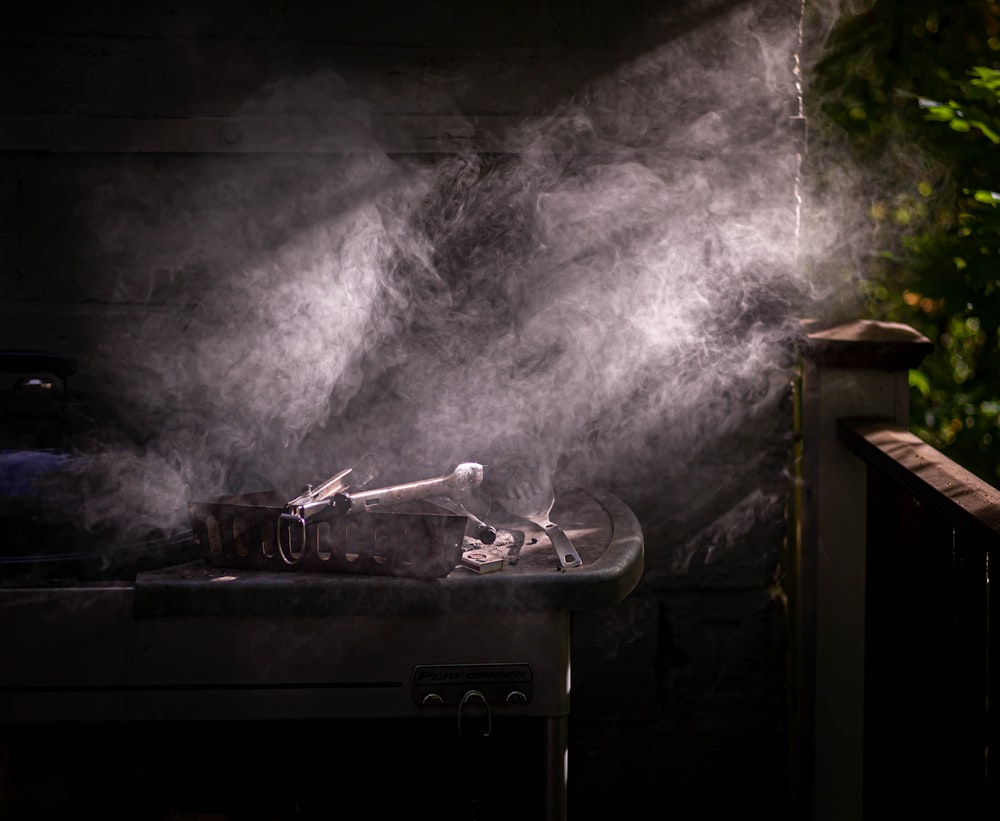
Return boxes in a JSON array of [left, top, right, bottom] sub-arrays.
[[795, 319, 933, 821]]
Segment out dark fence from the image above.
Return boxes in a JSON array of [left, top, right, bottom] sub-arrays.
[[837, 417, 996, 818]]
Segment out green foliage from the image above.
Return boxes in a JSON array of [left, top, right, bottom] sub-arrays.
[[808, 0, 1000, 483]]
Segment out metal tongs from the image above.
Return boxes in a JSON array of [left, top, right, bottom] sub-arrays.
[[277, 456, 487, 562], [281, 452, 381, 522]]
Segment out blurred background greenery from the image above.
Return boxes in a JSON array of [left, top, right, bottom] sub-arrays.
[[805, 0, 1000, 483]]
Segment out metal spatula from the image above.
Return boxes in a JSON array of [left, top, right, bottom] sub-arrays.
[[497, 481, 583, 570]]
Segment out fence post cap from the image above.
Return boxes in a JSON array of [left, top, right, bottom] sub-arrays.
[[798, 318, 934, 369]]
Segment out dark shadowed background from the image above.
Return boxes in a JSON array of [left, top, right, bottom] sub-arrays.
[[1, 1, 829, 816]]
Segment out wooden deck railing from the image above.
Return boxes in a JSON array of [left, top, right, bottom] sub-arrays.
[[837, 418, 996, 819], [796, 318, 994, 820]]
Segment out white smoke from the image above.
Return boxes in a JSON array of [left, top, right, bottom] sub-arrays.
[[62, 0, 824, 566]]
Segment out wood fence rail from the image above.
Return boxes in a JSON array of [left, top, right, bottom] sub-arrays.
[[837, 417, 996, 819]]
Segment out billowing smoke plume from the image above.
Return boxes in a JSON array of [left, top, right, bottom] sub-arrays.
[[60, 1, 824, 571]]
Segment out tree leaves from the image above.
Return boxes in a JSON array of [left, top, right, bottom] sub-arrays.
[[809, 0, 1000, 481]]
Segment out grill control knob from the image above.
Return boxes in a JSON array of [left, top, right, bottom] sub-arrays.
[[422, 693, 444, 705], [505, 690, 528, 703]]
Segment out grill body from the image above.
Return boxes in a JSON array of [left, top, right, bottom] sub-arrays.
[[0, 489, 642, 820]]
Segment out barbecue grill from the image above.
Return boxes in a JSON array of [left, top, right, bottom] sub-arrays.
[[0, 363, 644, 820]]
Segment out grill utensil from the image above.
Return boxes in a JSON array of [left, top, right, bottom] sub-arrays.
[[497, 483, 583, 570], [281, 452, 379, 521], [276, 462, 484, 554], [188, 460, 485, 579]]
